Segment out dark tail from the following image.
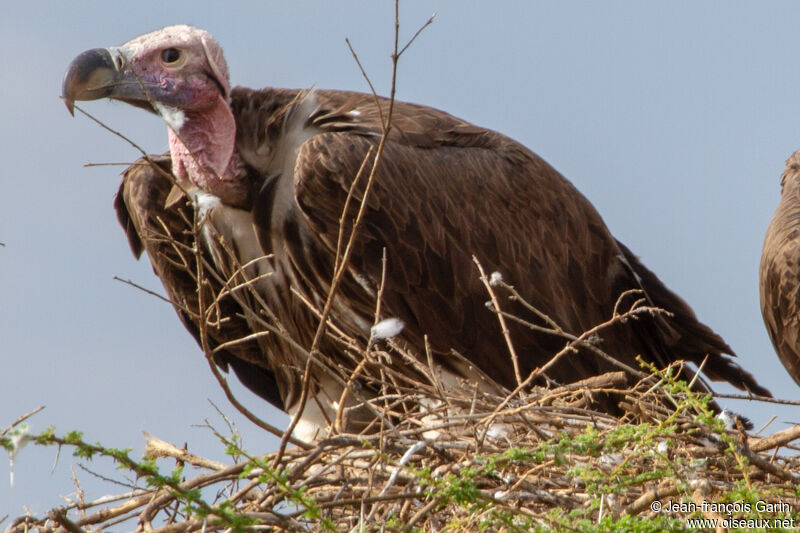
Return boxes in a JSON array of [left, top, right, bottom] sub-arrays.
[[616, 240, 771, 398]]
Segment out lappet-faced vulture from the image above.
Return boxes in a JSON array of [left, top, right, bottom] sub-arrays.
[[761, 149, 800, 386], [63, 25, 769, 440]]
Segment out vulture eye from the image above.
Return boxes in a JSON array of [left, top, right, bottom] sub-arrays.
[[160, 48, 181, 64]]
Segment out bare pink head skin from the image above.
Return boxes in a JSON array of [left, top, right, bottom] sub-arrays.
[[128, 26, 247, 204], [64, 25, 247, 206]]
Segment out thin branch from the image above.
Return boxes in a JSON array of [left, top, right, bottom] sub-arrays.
[[474, 257, 522, 386], [712, 392, 800, 406], [112, 276, 179, 309], [397, 13, 436, 57], [83, 162, 139, 167], [70, 104, 151, 158], [345, 39, 383, 128], [280, 0, 437, 457], [0, 406, 45, 439]]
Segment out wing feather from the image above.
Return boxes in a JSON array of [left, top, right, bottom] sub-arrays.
[[116, 156, 285, 409], [760, 150, 800, 386], [291, 126, 634, 388]]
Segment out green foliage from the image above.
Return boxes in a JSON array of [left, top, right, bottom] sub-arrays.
[[4, 363, 798, 532], [6, 425, 261, 531]]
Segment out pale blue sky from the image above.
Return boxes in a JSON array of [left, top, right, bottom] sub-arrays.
[[2, 1, 800, 517]]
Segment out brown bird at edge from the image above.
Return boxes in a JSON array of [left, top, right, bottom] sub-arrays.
[[761, 149, 800, 387], [63, 25, 770, 441]]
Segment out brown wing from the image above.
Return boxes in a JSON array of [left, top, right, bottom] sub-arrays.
[[289, 132, 605, 386], [115, 155, 284, 409], [277, 92, 769, 396], [760, 149, 800, 386]]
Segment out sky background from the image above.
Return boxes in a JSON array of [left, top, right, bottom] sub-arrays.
[[3, 0, 800, 518]]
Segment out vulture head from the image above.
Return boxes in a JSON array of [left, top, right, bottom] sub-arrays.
[[63, 25, 247, 207]]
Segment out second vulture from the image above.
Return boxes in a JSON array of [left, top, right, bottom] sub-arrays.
[[63, 25, 769, 440], [761, 149, 800, 387]]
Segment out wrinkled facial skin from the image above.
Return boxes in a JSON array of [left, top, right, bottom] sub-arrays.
[[63, 26, 247, 206], [108, 40, 225, 111], [62, 25, 229, 115]]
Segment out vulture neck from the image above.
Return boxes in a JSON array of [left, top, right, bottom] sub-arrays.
[[164, 95, 248, 208]]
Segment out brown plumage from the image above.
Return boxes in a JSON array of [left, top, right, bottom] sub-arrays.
[[760, 149, 800, 386], [115, 155, 285, 409], [64, 26, 769, 439]]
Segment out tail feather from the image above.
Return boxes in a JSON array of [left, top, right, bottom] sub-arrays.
[[616, 240, 771, 398]]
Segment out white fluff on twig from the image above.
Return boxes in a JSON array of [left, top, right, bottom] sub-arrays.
[[192, 191, 222, 220], [486, 423, 511, 441], [716, 409, 736, 430], [8, 423, 31, 489], [371, 317, 405, 339]]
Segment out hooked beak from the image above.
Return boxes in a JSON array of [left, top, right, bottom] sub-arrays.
[[62, 48, 120, 115], [62, 47, 160, 116]]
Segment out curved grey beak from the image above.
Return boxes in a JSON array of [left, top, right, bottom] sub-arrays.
[[62, 48, 120, 115]]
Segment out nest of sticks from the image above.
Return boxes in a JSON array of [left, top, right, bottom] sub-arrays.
[[5, 359, 800, 532]]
